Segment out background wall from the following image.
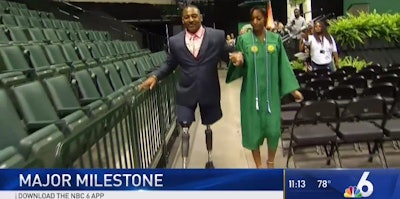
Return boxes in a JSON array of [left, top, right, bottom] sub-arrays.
[[344, 0, 400, 14]]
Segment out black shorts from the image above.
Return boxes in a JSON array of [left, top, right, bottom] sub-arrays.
[[176, 103, 222, 125]]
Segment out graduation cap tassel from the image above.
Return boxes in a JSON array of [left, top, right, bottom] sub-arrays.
[[256, 97, 259, 110]]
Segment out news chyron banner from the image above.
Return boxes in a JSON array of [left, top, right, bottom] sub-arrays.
[[0, 169, 283, 199], [286, 169, 400, 199]]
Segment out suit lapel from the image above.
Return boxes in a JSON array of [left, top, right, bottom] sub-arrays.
[[197, 28, 209, 61]]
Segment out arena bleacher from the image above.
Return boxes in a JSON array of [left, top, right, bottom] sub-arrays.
[[0, 0, 177, 169]]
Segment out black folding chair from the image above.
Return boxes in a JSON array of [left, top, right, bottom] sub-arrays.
[[336, 96, 388, 168], [286, 100, 341, 168]]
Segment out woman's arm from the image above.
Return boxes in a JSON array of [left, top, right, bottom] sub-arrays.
[[333, 52, 339, 69], [331, 36, 340, 69]]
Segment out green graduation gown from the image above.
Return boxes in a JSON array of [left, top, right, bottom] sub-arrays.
[[226, 31, 300, 150]]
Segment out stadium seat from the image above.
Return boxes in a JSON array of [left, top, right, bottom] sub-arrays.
[[1, 14, 17, 27], [23, 44, 70, 76], [75, 42, 98, 67], [0, 45, 52, 79], [28, 17, 44, 29], [44, 44, 85, 71], [12, 81, 90, 134], [103, 63, 134, 97], [0, 88, 64, 167], [88, 66, 126, 100], [122, 59, 142, 79], [58, 43, 87, 70], [56, 29, 71, 43], [26, 27, 48, 43], [43, 74, 108, 118], [42, 28, 60, 43], [7, 26, 30, 44], [14, 15, 30, 28], [113, 61, 137, 84]]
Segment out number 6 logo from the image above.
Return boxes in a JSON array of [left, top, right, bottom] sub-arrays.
[[357, 172, 374, 197]]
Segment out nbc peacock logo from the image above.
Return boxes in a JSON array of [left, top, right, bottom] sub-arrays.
[[343, 172, 373, 198], [344, 186, 363, 198]]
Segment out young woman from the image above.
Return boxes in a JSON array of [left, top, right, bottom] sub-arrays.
[[226, 6, 303, 168], [301, 21, 339, 71]]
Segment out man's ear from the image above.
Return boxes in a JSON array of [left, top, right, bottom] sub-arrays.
[[200, 14, 203, 22]]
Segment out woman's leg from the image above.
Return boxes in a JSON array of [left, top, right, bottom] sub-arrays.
[[266, 134, 280, 168], [251, 149, 262, 168], [267, 148, 278, 168]]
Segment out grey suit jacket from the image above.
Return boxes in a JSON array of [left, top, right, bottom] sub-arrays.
[[152, 27, 232, 107]]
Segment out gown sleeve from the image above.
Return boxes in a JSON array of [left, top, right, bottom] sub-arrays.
[[226, 35, 245, 83], [278, 35, 300, 98]]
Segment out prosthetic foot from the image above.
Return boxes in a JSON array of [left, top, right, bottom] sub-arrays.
[[180, 121, 191, 169], [205, 125, 214, 169]]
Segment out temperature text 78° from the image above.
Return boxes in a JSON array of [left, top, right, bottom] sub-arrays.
[[317, 180, 331, 188]]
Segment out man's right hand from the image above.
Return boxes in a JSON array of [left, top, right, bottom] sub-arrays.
[[139, 75, 157, 91]]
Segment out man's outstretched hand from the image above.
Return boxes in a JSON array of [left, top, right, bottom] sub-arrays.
[[139, 75, 157, 91]]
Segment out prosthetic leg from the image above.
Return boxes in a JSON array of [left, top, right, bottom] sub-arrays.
[[205, 125, 214, 169], [180, 122, 215, 169], [180, 121, 191, 169]]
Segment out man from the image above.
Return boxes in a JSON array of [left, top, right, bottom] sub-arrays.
[[139, 5, 232, 169], [285, 8, 306, 60]]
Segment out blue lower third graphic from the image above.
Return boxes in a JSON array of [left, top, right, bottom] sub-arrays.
[[0, 169, 283, 191], [285, 169, 400, 199], [0, 169, 285, 199]]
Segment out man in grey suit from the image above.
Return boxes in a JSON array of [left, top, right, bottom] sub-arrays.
[[140, 5, 232, 168]]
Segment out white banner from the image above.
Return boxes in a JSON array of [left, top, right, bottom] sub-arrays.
[[1, 191, 283, 199]]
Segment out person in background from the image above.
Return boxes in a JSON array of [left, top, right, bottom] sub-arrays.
[[285, 8, 306, 60], [299, 22, 314, 70], [301, 21, 339, 71], [276, 21, 285, 36], [227, 6, 303, 168], [230, 33, 236, 42], [272, 21, 285, 36], [226, 34, 235, 47], [139, 4, 233, 169]]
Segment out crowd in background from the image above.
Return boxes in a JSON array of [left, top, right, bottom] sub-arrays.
[[225, 8, 339, 73]]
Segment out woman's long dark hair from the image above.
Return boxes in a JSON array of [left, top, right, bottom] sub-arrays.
[[313, 21, 333, 44]]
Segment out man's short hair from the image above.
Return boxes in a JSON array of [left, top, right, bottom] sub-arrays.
[[182, 4, 201, 14]]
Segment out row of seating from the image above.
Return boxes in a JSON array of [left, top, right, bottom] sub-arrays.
[[0, 14, 83, 30], [0, 26, 109, 45], [0, 49, 167, 168], [283, 62, 400, 168], [295, 65, 400, 85], [0, 0, 27, 10], [2, 7, 55, 19], [1, 8, 55, 18], [284, 84, 397, 109], [298, 75, 399, 100], [0, 0, 174, 168], [0, 40, 155, 85], [286, 96, 400, 168]]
